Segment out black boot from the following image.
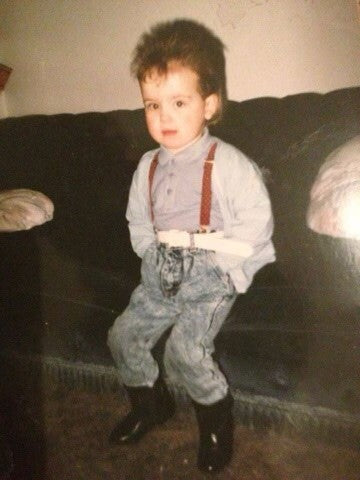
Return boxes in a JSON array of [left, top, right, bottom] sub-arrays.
[[192, 393, 234, 473], [109, 376, 175, 444]]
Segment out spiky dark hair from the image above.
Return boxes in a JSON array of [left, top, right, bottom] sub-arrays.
[[131, 19, 227, 122]]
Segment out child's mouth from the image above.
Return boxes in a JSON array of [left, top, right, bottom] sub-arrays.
[[162, 130, 177, 136]]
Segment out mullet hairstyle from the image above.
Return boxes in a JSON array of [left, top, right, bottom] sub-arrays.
[[131, 19, 227, 123]]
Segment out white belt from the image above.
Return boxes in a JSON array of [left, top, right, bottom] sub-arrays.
[[156, 230, 253, 258]]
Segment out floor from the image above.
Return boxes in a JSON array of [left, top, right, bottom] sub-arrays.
[[3, 377, 360, 480]]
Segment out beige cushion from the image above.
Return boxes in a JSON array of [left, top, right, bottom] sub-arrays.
[[0, 189, 54, 232]]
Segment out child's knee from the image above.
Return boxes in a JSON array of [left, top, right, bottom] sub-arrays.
[[164, 333, 202, 371], [107, 315, 133, 356]]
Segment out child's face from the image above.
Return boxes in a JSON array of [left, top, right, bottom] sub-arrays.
[[140, 62, 219, 153]]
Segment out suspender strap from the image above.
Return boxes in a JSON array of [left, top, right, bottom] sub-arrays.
[[148, 152, 159, 222], [200, 142, 217, 232], [148, 142, 217, 229]]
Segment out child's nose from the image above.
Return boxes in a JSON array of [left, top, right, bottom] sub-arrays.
[[160, 105, 172, 122]]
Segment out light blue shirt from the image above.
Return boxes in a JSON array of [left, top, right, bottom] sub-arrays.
[[126, 130, 276, 293], [151, 129, 223, 232]]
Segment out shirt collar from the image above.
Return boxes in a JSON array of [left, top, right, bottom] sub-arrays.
[[158, 128, 212, 165]]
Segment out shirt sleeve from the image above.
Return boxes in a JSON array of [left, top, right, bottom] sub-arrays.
[[214, 146, 275, 292], [229, 158, 274, 247], [126, 156, 156, 258]]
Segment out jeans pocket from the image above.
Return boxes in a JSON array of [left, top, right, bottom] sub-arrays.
[[206, 251, 235, 294]]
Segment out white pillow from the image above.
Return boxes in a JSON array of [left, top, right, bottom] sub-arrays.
[[0, 189, 54, 232], [306, 135, 360, 240]]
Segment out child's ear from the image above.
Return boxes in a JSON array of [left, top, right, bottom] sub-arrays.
[[204, 93, 220, 121]]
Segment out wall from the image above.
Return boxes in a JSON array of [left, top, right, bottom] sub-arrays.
[[0, 93, 8, 118], [0, 43, 8, 117], [0, 0, 359, 118]]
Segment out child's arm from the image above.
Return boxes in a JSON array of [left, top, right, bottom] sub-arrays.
[[228, 159, 274, 249], [126, 156, 156, 258], [214, 147, 275, 292]]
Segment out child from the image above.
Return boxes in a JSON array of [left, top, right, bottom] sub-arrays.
[[107, 18, 275, 473]]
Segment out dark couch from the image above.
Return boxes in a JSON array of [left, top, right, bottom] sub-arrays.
[[1, 87, 360, 435]]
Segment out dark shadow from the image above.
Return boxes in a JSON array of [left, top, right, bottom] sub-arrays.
[[0, 230, 46, 479]]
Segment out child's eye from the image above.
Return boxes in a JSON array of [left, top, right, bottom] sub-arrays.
[[175, 100, 185, 108], [145, 103, 159, 111]]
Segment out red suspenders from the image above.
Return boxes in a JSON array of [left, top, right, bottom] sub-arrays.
[[148, 153, 159, 223], [200, 142, 217, 232], [148, 143, 217, 231]]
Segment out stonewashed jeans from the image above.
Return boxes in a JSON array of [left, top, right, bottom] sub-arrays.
[[107, 243, 237, 405]]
